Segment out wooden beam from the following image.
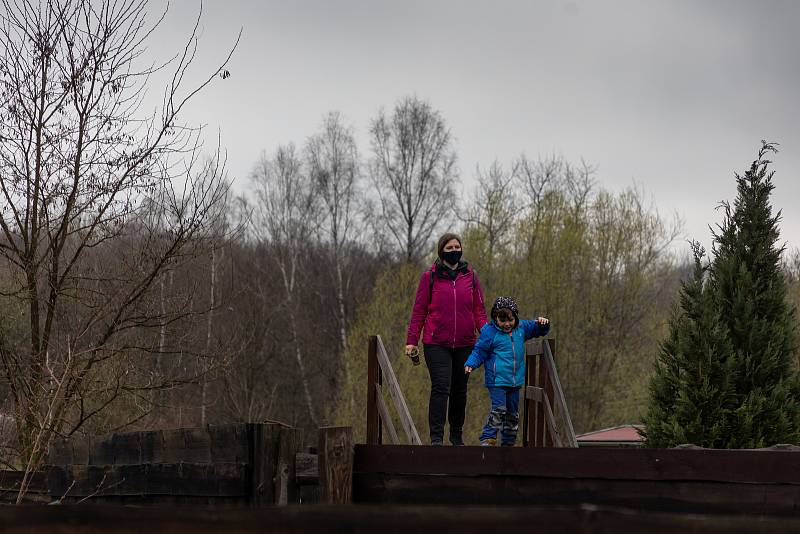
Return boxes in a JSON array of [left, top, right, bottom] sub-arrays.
[[7, 503, 800, 532], [318, 427, 354, 504], [524, 339, 545, 356], [526, 386, 543, 401], [542, 340, 577, 447], [541, 391, 563, 448], [535, 353, 546, 447], [375, 384, 400, 445], [353, 445, 800, 484], [525, 387, 561, 447], [522, 354, 537, 447], [352, 472, 800, 516], [366, 336, 381, 445], [45, 463, 249, 498], [375, 336, 422, 445]]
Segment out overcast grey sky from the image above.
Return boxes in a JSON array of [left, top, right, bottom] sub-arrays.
[[148, 0, 800, 254]]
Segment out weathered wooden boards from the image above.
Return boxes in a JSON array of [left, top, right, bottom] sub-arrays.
[[353, 444, 800, 515], [44, 422, 301, 506], [318, 426, 353, 504], [0, 469, 49, 503]]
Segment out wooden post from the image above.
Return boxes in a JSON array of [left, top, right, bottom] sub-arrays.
[[523, 352, 536, 447], [318, 426, 353, 504], [535, 353, 546, 447], [366, 336, 382, 445], [248, 423, 278, 506], [273, 427, 301, 505], [248, 423, 303, 506], [544, 339, 556, 447]]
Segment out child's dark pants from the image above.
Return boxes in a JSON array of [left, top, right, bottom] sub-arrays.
[[480, 386, 521, 446], [423, 344, 472, 445]]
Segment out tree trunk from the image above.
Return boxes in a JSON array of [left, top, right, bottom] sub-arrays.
[[202, 246, 218, 426]]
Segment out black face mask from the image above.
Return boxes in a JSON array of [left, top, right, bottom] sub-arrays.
[[440, 250, 462, 266]]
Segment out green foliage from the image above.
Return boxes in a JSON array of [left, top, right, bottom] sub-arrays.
[[645, 142, 800, 448], [331, 156, 683, 439], [498, 186, 679, 432]]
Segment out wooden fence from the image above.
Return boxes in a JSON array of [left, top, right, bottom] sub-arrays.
[[523, 338, 577, 447], [366, 335, 421, 445], [366, 335, 576, 448], [1, 423, 354, 506]]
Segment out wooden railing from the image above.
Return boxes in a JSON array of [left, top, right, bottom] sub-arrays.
[[365, 334, 572, 448], [523, 338, 577, 448], [366, 335, 422, 445]]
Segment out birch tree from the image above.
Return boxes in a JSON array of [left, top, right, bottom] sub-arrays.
[[306, 112, 359, 354], [249, 145, 319, 426]]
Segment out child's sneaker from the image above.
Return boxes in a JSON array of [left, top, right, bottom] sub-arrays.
[[480, 438, 496, 447]]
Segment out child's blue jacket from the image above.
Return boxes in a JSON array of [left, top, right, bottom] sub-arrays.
[[465, 320, 550, 387]]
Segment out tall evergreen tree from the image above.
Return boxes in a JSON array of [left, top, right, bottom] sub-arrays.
[[711, 142, 800, 447], [644, 142, 800, 447]]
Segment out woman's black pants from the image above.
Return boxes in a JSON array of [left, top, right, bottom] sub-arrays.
[[423, 344, 472, 445]]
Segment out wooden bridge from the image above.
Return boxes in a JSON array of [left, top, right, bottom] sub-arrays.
[[365, 335, 575, 448], [5, 335, 800, 531]]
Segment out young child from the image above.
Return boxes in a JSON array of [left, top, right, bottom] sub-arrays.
[[464, 296, 550, 446]]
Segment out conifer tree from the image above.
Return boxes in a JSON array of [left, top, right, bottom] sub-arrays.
[[644, 142, 800, 447], [710, 142, 800, 447], [643, 243, 735, 447]]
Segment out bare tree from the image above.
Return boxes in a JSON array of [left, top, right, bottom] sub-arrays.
[[369, 96, 457, 263], [305, 112, 360, 354], [248, 144, 320, 426], [0, 0, 237, 501], [459, 160, 520, 287], [515, 154, 595, 255]]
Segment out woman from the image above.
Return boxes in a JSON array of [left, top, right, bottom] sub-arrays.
[[405, 233, 487, 445]]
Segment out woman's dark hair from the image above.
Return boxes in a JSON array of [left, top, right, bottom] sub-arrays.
[[437, 233, 462, 258]]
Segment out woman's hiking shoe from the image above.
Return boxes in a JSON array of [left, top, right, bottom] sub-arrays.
[[480, 438, 497, 447]]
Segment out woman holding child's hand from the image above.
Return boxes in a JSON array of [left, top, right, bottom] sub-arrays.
[[405, 233, 487, 446]]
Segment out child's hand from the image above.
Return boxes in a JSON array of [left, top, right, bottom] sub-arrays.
[[464, 366, 473, 374], [536, 317, 549, 326]]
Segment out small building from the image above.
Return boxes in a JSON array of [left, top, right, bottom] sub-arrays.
[[576, 424, 644, 448]]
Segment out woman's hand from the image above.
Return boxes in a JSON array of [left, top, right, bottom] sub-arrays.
[[536, 317, 549, 326], [405, 345, 417, 358], [464, 366, 473, 374]]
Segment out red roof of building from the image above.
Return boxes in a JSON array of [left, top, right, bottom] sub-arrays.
[[577, 424, 644, 442]]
